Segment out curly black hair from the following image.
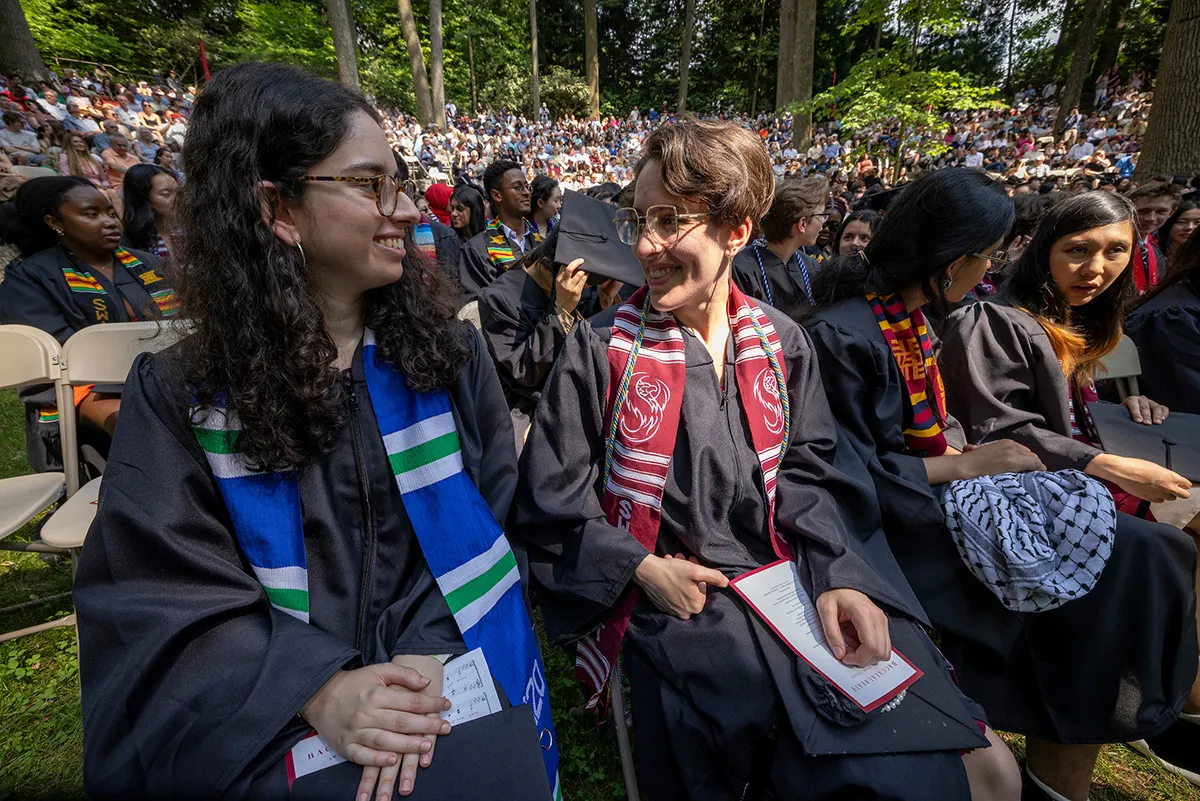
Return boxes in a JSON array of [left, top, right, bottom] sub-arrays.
[[174, 62, 469, 472]]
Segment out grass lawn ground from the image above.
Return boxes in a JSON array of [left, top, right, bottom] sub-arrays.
[[0, 386, 1195, 800]]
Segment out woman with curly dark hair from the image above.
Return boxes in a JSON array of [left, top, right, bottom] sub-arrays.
[[74, 63, 560, 801]]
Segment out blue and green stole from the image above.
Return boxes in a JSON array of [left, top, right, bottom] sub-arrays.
[[191, 331, 561, 799]]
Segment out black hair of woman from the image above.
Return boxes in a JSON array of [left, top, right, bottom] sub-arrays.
[[1005, 190, 1137, 380], [121, 164, 177, 252], [1136, 224, 1200, 308], [811, 167, 1014, 311], [0, 175, 96, 257], [173, 62, 468, 473], [449, 184, 486, 240], [1158, 200, 1199, 260], [833, 209, 880, 254], [530, 175, 558, 217]]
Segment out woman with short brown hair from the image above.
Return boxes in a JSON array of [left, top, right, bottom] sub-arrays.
[[513, 119, 1018, 800]]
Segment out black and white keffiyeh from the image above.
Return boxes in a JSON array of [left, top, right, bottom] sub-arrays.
[[942, 470, 1116, 613]]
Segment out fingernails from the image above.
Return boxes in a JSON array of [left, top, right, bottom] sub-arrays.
[[421, 755, 431, 767], [418, 675, 430, 684], [359, 793, 370, 801], [441, 722, 451, 734], [387, 754, 397, 765], [401, 780, 412, 795], [421, 739, 432, 752], [443, 699, 452, 711]]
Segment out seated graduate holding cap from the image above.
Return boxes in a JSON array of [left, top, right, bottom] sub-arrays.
[[512, 119, 1018, 801], [73, 63, 560, 801], [478, 191, 633, 450], [1126, 225, 1200, 416], [932, 190, 1199, 799]]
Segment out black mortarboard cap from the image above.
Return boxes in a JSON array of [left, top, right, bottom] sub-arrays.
[[1087, 402, 1200, 482], [553, 189, 645, 286]]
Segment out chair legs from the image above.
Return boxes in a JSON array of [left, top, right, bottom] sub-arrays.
[[611, 663, 640, 801]]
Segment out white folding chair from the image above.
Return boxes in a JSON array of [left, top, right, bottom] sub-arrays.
[[40, 322, 186, 551], [1095, 334, 1141, 401], [0, 325, 72, 642], [457, 300, 482, 330], [10, 164, 57, 179]]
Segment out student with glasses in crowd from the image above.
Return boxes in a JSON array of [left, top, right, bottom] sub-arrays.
[[458, 158, 541, 303]]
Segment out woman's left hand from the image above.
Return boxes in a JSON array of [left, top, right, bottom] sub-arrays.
[[815, 589, 891, 667], [356, 655, 446, 800], [1123, 395, 1169, 425]]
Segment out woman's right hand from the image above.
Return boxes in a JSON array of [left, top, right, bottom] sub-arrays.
[[299, 663, 451, 768], [959, 439, 1046, 477], [633, 553, 729, 620], [1087, 453, 1192, 503]]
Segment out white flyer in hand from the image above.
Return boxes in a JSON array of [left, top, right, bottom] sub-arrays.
[[731, 559, 922, 712], [441, 647, 503, 726]]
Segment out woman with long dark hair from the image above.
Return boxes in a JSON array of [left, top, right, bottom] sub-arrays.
[[0, 176, 176, 473], [447, 183, 485, 241], [1158, 200, 1200, 263], [1127, 226, 1200, 414], [73, 63, 560, 801], [514, 122, 1019, 801], [833, 208, 880, 256], [937, 191, 1197, 799], [527, 174, 560, 233], [120, 163, 179, 258]]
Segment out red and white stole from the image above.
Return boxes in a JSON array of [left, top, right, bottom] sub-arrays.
[[575, 283, 793, 714]]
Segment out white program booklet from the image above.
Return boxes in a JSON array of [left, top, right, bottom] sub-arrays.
[[286, 648, 502, 786], [730, 559, 921, 712]]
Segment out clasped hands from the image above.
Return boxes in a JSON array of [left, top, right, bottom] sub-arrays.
[[300, 654, 450, 801], [633, 552, 892, 667]]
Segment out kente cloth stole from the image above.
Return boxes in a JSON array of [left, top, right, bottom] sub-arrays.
[[575, 284, 793, 715], [414, 222, 437, 263], [485, 219, 542, 269], [191, 334, 561, 799], [60, 248, 179, 318], [866, 292, 948, 456]]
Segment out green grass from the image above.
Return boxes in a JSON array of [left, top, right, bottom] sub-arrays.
[[0, 386, 1194, 800]]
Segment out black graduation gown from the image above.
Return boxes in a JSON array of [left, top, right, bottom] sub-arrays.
[[731, 244, 815, 321], [477, 267, 604, 417], [1126, 283, 1200, 415], [807, 296, 1197, 744], [458, 224, 535, 304], [0, 244, 175, 472], [513, 302, 986, 801], [428, 218, 462, 277], [74, 327, 535, 800]]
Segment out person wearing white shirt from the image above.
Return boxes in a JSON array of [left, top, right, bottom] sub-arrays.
[[964, 146, 983, 168], [1067, 140, 1094, 163]]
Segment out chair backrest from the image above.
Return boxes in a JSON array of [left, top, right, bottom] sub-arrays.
[[60, 321, 186, 385], [0, 325, 63, 389], [11, 165, 57, 179], [1096, 334, 1141, 381]]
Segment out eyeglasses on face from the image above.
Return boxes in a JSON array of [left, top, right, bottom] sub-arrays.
[[615, 205, 712, 245], [295, 174, 408, 216], [972, 249, 1011, 268], [502, 181, 532, 194]]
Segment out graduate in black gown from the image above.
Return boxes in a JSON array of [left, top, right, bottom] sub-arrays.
[[75, 63, 558, 801], [0, 175, 177, 473], [513, 120, 1021, 801], [458, 159, 542, 303], [1127, 226, 1200, 415], [730, 175, 827, 320], [938, 192, 1200, 793], [806, 173, 1196, 801]]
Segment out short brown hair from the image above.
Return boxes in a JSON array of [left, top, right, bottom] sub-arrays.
[[1127, 181, 1179, 205], [760, 176, 830, 242], [634, 117, 773, 229]]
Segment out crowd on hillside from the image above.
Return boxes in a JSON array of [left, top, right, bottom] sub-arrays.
[[4, 59, 1200, 801]]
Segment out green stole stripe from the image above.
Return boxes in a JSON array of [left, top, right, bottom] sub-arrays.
[[388, 431, 460, 475], [443, 549, 518, 615]]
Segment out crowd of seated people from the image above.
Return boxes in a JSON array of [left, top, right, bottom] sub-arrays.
[[2, 59, 1200, 801]]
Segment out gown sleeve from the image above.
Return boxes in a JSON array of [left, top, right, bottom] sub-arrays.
[[0, 258, 77, 343], [939, 304, 1101, 472], [478, 275, 568, 399], [74, 353, 359, 800], [509, 321, 653, 643], [1126, 302, 1200, 415], [773, 322, 928, 621], [458, 239, 495, 304]]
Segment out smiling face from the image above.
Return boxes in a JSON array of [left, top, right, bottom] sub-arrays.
[[838, 220, 873, 255], [1134, 195, 1176, 236], [1049, 220, 1133, 307], [1168, 208, 1200, 252], [281, 110, 420, 301], [631, 159, 748, 315]]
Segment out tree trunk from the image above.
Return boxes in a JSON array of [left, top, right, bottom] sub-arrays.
[[750, 0, 768, 116], [677, 0, 696, 112], [1055, 0, 1105, 131], [0, 0, 51, 81], [326, 0, 361, 90], [1005, 0, 1017, 91], [583, 0, 600, 119], [397, 0, 434, 125], [1050, 0, 1080, 80], [1087, 0, 1130, 89], [791, 0, 816, 149], [468, 35, 478, 111], [430, 0, 446, 127], [775, 0, 797, 110], [1137, 0, 1200, 175], [530, 0, 540, 117]]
